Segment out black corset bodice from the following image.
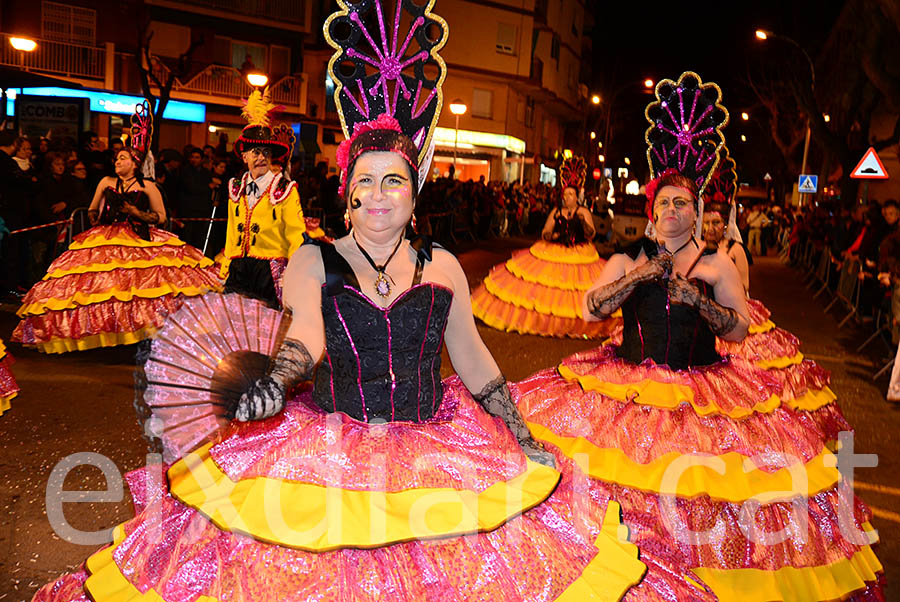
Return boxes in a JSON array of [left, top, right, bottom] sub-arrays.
[[553, 210, 587, 246], [312, 240, 453, 422], [101, 183, 151, 239], [616, 239, 721, 370]]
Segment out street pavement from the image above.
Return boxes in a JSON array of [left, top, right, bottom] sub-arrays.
[[0, 237, 897, 600]]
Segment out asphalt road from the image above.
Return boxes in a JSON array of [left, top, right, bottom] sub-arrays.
[[0, 237, 897, 600]]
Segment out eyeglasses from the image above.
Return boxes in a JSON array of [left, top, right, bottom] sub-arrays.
[[248, 147, 272, 158]]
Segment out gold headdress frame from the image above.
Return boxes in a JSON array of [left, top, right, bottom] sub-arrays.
[[643, 70, 729, 198], [323, 0, 450, 168]]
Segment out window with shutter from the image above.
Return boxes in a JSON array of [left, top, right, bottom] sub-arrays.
[[496, 23, 516, 55], [472, 88, 493, 119], [42, 1, 96, 45]]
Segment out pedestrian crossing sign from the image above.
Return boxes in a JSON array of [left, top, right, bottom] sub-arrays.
[[798, 174, 818, 193]]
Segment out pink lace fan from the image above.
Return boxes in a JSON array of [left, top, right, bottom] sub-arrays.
[[138, 293, 290, 462]]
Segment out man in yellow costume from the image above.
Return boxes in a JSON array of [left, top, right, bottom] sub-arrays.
[[223, 89, 306, 306]]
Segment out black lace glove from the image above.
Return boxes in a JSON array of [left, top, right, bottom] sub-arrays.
[[586, 252, 672, 319], [474, 376, 556, 468], [235, 338, 314, 421], [667, 276, 740, 336]]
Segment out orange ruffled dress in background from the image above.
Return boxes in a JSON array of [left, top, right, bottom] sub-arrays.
[[472, 240, 617, 339], [0, 338, 19, 415], [13, 222, 223, 353]]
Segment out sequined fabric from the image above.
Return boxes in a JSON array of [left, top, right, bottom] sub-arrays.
[[0, 344, 19, 415], [472, 241, 617, 339], [13, 224, 223, 352]]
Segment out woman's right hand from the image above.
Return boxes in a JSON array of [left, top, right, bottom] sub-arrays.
[[234, 376, 285, 421], [632, 252, 672, 283]]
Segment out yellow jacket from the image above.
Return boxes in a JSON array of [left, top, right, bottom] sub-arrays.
[[224, 172, 306, 264]]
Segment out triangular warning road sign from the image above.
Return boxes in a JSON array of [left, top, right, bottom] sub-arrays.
[[850, 147, 889, 179]]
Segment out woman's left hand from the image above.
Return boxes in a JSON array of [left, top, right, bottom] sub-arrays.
[[667, 275, 702, 307], [520, 437, 556, 468]]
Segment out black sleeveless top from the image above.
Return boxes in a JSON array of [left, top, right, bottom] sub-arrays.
[[616, 238, 721, 370], [553, 208, 587, 246], [100, 179, 152, 240], [311, 239, 453, 422]]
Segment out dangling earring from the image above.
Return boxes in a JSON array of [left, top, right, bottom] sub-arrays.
[[410, 213, 417, 232], [344, 208, 351, 231]]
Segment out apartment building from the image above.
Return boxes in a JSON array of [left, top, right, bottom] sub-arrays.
[[2, 0, 591, 183]]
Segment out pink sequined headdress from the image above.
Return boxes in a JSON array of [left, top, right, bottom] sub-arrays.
[[325, 0, 449, 198], [643, 71, 729, 237]]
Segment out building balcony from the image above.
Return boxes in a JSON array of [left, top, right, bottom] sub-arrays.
[[0, 32, 105, 85], [145, 0, 311, 32], [151, 60, 307, 114]]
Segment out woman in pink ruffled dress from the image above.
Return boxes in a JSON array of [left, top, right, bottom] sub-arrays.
[[516, 72, 884, 602]]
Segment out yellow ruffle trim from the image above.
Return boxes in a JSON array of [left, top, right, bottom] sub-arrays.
[[483, 275, 583, 319], [749, 319, 776, 335], [527, 422, 840, 503], [83, 504, 645, 602], [756, 352, 804, 370], [85, 524, 214, 602], [505, 257, 597, 291], [786, 386, 837, 412], [29, 326, 158, 354], [168, 442, 561, 552], [70, 233, 186, 250], [18, 284, 220, 316], [0, 393, 14, 415], [471, 290, 613, 340], [692, 534, 883, 602], [555, 501, 647, 601], [530, 241, 600, 264], [558, 364, 781, 420], [0, 338, 7, 357], [45, 256, 215, 280]]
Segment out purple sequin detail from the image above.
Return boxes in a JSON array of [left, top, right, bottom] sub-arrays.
[[386, 313, 396, 420], [333, 296, 367, 421], [416, 286, 435, 422], [634, 304, 644, 359], [269, 258, 287, 306], [326, 351, 336, 413]]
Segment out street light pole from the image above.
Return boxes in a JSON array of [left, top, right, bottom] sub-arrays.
[[454, 112, 459, 173], [756, 30, 816, 206], [448, 98, 467, 180]]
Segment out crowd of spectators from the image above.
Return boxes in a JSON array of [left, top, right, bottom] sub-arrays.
[[783, 198, 899, 339]]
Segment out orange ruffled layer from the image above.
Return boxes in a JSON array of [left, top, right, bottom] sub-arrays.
[[472, 241, 616, 339]]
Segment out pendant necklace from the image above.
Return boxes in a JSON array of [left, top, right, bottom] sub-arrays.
[[353, 234, 405, 299]]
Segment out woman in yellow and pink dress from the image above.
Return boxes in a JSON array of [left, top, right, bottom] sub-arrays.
[[515, 72, 884, 602], [12, 103, 222, 353], [0, 338, 19, 416], [472, 157, 617, 340]]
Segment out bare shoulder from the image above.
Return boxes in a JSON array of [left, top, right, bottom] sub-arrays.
[[286, 241, 325, 282], [141, 179, 159, 193]]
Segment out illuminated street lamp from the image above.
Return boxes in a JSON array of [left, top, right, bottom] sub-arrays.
[[449, 98, 467, 178], [740, 134, 747, 142], [823, 114, 830, 123], [755, 29, 768, 40], [591, 94, 601, 105], [590, 131, 596, 139], [643, 78, 654, 89], [246, 72, 268, 88], [741, 111, 749, 121], [624, 157, 631, 165], [598, 154, 605, 163], [9, 37, 37, 52]]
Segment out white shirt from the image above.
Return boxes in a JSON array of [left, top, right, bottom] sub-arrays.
[[245, 170, 275, 209]]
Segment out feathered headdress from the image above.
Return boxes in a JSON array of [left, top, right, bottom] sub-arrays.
[[234, 88, 289, 158], [559, 156, 587, 191], [644, 71, 729, 237], [324, 0, 449, 197], [703, 146, 742, 242]]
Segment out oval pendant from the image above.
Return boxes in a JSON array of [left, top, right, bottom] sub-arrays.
[[374, 272, 391, 298]]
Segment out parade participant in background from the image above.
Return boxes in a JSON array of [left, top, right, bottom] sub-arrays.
[[471, 157, 616, 339], [32, 3, 668, 600], [12, 102, 222, 353], [701, 146, 750, 292], [221, 89, 306, 307], [0, 338, 18, 416], [515, 72, 884, 602]]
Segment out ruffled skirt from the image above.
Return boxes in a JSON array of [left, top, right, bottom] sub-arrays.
[[471, 240, 617, 339], [516, 343, 885, 602], [32, 379, 677, 602], [0, 338, 19, 416], [13, 224, 223, 353]]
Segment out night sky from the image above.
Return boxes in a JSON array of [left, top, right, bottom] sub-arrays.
[[588, 0, 845, 183]]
